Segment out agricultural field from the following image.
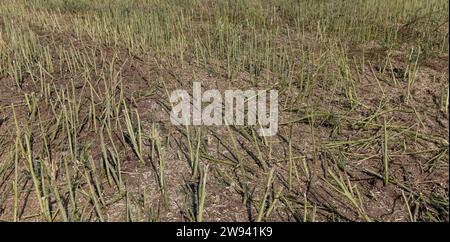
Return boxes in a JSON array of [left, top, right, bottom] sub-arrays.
[[0, 0, 448, 222]]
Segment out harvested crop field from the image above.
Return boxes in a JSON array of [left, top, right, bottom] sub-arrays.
[[0, 0, 448, 222]]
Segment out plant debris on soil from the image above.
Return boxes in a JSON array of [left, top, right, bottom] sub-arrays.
[[0, 0, 448, 222]]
